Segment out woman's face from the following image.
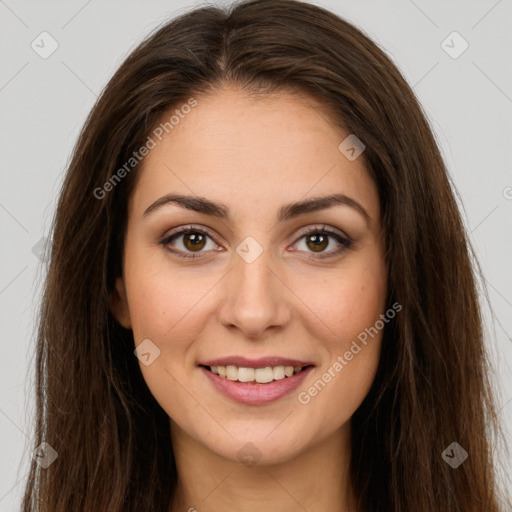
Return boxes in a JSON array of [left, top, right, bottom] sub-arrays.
[[111, 85, 388, 465]]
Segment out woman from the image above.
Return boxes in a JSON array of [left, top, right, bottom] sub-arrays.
[[22, 0, 510, 510]]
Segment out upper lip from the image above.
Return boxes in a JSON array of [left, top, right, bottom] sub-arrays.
[[199, 356, 314, 368]]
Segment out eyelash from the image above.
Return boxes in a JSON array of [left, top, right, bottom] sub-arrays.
[[158, 224, 353, 261]]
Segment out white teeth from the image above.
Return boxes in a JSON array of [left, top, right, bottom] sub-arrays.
[[238, 367, 254, 382], [208, 364, 306, 383], [254, 367, 274, 383], [226, 365, 238, 381], [273, 366, 285, 380]]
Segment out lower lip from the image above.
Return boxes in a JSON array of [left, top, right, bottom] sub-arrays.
[[200, 366, 314, 405]]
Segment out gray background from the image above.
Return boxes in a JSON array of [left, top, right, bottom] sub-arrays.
[[1, 0, 511, 509]]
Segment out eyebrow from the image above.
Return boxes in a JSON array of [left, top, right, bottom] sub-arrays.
[[143, 193, 371, 225]]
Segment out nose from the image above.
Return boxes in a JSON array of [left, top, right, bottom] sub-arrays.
[[217, 245, 292, 339]]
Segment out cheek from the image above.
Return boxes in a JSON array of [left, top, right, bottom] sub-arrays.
[[123, 246, 212, 347], [298, 342, 381, 443], [123, 255, 211, 420], [293, 252, 387, 417], [303, 254, 387, 345]]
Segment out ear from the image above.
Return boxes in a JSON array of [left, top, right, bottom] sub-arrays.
[[109, 276, 132, 329]]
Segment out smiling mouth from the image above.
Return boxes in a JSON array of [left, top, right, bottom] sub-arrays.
[[201, 364, 313, 384]]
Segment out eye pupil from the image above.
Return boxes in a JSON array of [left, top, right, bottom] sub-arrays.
[[307, 234, 328, 252], [184, 232, 206, 251]]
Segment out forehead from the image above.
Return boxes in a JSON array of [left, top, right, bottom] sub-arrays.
[[129, 85, 379, 225]]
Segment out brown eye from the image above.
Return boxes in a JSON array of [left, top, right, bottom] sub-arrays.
[[160, 227, 219, 259], [182, 232, 207, 251], [305, 233, 329, 252], [293, 227, 352, 259]]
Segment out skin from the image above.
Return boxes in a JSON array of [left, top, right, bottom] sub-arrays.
[[110, 84, 388, 512]]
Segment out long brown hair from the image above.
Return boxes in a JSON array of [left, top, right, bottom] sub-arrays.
[[22, 0, 510, 510]]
